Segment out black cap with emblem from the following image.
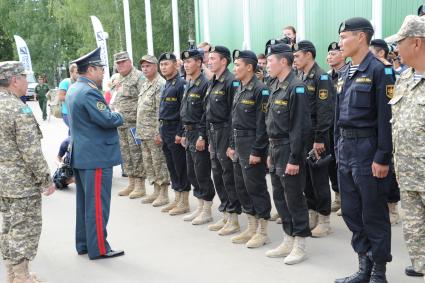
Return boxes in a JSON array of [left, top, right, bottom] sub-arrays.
[[292, 40, 316, 58], [72, 47, 104, 73], [266, 43, 292, 57], [158, 52, 177, 63], [338, 17, 374, 34], [232, 49, 258, 67], [327, 42, 340, 52], [181, 49, 203, 60], [209, 45, 231, 61]]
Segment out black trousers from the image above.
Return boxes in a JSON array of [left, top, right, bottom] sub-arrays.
[[209, 125, 241, 214], [329, 127, 339, 193], [269, 139, 311, 237], [233, 134, 271, 219], [185, 129, 215, 201]]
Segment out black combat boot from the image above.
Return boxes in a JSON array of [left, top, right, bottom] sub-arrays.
[[369, 262, 388, 283], [335, 254, 373, 283]]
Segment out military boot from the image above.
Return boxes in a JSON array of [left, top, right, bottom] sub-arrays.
[[208, 212, 228, 231], [129, 178, 146, 199], [5, 260, 14, 283], [218, 213, 240, 236], [284, 236, 307, 265], [337, 208, 342, 216], [169, 191, 190, 215], [246, 218, 270, 248], [118, 177, 135, 196], [369, 263, 388, 283], [192, 200, 213, 225], [266, 233, 294, 258], [269, 212, 279, 221], [335, 254, 373, 283], [183, 198, 204, 221], [388, 202, 399, 225], [162, 191, 181, 213], [311, 214, 332, 237], [141, 183, 161, 204], [332, 192, 341, 212], [152, 184, 169, 207], [276, 217, 282, 224], [231, 214, 258, 244], [12, 260, 41, 283], [309, 209, 318, 229]]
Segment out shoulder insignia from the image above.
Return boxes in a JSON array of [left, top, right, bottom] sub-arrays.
[[320, 74, 328, 81], [88, 82, 98, 90], [96, 101, 107, 111], [384, 67, 393, 75], [172, 79, 176, 86], [295, 87, 305, 94], [386, 85, 394, 99], [262, 89, 270, 96], [233, 81, 240, 87], [20, 105, 32, 114], [319, 90, 328, 100]]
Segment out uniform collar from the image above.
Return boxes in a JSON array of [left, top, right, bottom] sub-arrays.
[[213, 68, 230, 83], [241, 74, 257, 91], [356, 51, 374, 72], [277, 71, 295, 90], [78, 76, 99, 89], [190, 73, 204, 87]]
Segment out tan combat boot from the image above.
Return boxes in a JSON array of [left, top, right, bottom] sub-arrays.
[[152, 184, 169, 207], [266, 232, 294, 258], [231, 214, 258, 244], [269, 212, 279, 221], [246, 218, 270, 248], [284, 236, 307, 265], [218, 213, 240, 236], [141, 183, 161, 204], [12, 260, 41, 283], [162, 191, 180, 212], [5, 260, 14, 283], [183, 198, 204, 221], [309, 209, 318, 230], [311, 214, 332, 238], [331, 192, 341, 212], [118, 177, 135, 196], [169, 191, 190, 215], [192, 200, 213, 225], [208, 212, 228, 231], [388, 202, 400, 225], [129, 178, 146, 199]]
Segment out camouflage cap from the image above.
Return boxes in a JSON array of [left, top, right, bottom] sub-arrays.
[[114, 51, 130, 62], [0, 61, 29, 80], [395, 15, 425, 42], [139, 54, 158, 64]]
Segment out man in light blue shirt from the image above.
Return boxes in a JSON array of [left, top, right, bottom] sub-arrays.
[[58, 63, 78, 129]]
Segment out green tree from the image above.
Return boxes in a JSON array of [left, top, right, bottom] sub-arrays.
[[0, 25, 14, 61]]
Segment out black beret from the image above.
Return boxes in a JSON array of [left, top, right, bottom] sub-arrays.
[[418, 4, 425, 16], [339, 17, 374, 34], [370, 39, 389, 53], [292, 40, 316, 53], [181, 49, 203, 60], [266, 43, 292, 56], [209, 45, 231, 59], [158, 52, 176, 62], [327, 42, 340, 52], [232, 49, 258, 65]]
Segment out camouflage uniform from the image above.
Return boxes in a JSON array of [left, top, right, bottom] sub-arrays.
[[391, 67, 425, 274], [136, 72, 170, 186], [111, 64, 145, 178], [0, 62, 51, 265]]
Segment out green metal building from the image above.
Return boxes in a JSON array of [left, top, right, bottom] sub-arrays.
[[194, 0, 424, 68]]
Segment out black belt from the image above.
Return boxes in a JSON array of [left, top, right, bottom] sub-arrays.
[[209, 122, 229, 130], [184, 124, 198, 131], [233, 129, 256, 137], [159, 120, 179, 126], [340, 128, 376, 139], [269, 136, 289, 145]]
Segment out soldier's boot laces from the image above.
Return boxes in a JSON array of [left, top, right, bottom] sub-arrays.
[[129, 178, 146, 199], [369, 263, 388, 283], [284, 236, 307, 265], [335, 253, 373, 283], [311, 214, 332, 238], [118, 177, 135, 196], [388, 202, 399, 225], [231, 214, 258, 244], [169, 191, 190, 215], [12, 260, 42, 283], [5, 260, 14, 283], [246, 218, 270, 248], [192, 200, 213, 225], [266, 233, 294, 258], [183, 198, 203, 222], [208, 212, 228, 231], [162, 191, 181, 213], [141, 183, 160, 204], [218, 213, 240, 236], [331, 192, 341, 212], [152, 184, 169, 207], [309, 209, 318, 230]]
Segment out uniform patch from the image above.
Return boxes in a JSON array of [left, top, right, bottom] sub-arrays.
[[233, 81, 240, 87], [307, 85, 316, 92], [274, 99, 288, 106], [295, 87, 305, 94], [213, 90, 225, 95], [319, 90, 328, 100], [386, 85, 394, 99], [96, 101, 106, 111], [165, 97, 177, 102], [320, 74, 328, 81], [189, 93, 200, 98], [356, 77, 372, 84], [241, 99, 255, 105], [385, 67, 393, 75], [20, 106, 32, 114], [262, 89, 270, 96]]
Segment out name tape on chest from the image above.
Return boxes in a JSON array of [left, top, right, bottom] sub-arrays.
[[274, 99, 288, 106], [241, 99, 255, 105], [189, 93, 200, 98], [355, 77, 372, 84], [165, 97, 177, 102]]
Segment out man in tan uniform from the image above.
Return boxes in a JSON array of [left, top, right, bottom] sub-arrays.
[[111, 51, 146, 198], [136, 55, 170, 207]]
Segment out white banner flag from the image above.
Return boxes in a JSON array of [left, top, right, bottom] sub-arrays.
[[13, 35, 33, 71], [90, 15, 110, 90]]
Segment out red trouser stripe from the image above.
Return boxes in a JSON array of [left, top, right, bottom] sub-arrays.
[[94, 168, 106, 255]]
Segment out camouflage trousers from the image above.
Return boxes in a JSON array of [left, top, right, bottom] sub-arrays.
[[118, 126, 145, 178], [141, 139, 170, 186], [400, 190, 425, 273], [0, 195, 42, 265]]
